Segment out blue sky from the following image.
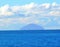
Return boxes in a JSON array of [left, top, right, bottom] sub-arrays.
[[0, 0, 60, 6], [0, 0, 60, 30]]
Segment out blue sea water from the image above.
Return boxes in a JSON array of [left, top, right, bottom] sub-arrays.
[[0, 30, 60, 47]]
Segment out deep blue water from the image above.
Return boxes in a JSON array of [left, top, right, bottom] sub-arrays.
[[0, 30, 60, 47]]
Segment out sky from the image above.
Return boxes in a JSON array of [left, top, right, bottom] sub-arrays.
[[0, 0, 60, 30], [0, 0, 60, 6]]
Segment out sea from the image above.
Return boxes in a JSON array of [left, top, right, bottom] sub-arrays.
[[0, 30, 60, 47]]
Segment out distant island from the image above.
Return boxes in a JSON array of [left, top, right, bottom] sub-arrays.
[[21, 24, 44, 30]]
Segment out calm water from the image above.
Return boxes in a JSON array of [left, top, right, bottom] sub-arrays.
[[0, 30, 60, 47]]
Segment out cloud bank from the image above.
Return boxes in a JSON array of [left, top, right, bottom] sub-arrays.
[[0, 2, 60, 29]]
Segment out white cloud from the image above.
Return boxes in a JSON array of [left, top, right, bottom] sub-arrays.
[[0, 4, 14, 16], [40, 3, 50, 9], [0, 2, 60, 29], [52, 2, 58, 6], [49, 11, 60, 16], [0, 2, 60, 17]]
